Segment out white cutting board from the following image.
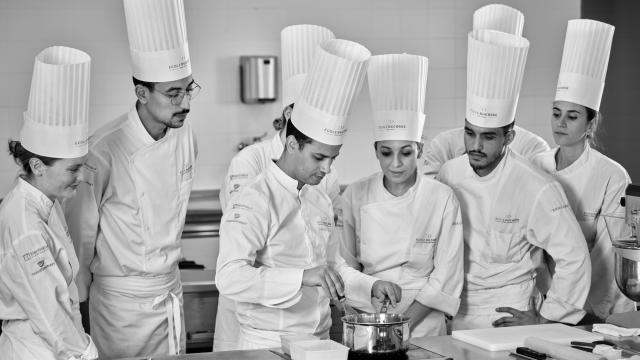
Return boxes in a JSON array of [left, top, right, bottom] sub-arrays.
[[452, 323, 604, 351]]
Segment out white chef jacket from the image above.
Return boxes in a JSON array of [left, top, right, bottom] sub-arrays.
[[423, 125, 550, 176], [340, 172, 463, 336], [215, 161, 374, 349], [437, 148, 591, 325], [216, 132, 343, 351], [532, 144, 635, 319], [64, 106, 197, 358], [0, 179, 96, 360]]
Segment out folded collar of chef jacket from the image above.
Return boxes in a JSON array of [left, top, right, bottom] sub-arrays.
[[17, 177, 54, 220], [267, 160, 307, 196]]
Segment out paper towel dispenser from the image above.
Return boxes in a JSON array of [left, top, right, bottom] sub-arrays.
[[240, 56, 277, 104]]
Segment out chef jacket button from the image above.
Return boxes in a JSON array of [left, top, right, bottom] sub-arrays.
[[140, 192, 145, 198]]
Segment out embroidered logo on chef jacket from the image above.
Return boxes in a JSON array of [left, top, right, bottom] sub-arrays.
[[231, 203, 253, 211], [21, 246, 55, 276], [316, 216, 333, 232], [551, 204, 570, 213], [180, 163, 193, 181], [495, 215, 520, 224], [416, 234, 437, 244], [230, 173, 249, 181], [414, 235, 437, 253], [22, 245, 48, 262], [225, 211, 248, 225]]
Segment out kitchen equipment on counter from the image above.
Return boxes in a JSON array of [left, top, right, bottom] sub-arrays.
[[451, 323, 603, 351], [342, 313, 410, 357], [281, 334, 320, 355], [290, 339, 349, 360], [524, 337, 606, 360], [605, 184, 640, 303]]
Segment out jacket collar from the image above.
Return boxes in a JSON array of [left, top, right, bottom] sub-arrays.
[[267, 160, 304, 196], [468, 147, 511, 183], [269, 132, 285, 161], [552, 143, 591, 175], [127, 105, 174, 146], [17, 178, 54, 221]]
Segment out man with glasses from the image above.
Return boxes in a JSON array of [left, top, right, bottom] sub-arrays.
[[64, 0, 199, 358]]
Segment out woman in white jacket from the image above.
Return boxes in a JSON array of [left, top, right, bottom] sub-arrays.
[[532, 19, 635, 322], [340, 54, 464, 337], [0, 46, 97, 360]]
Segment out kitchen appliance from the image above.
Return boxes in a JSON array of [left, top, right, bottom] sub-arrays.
[[240, 55, 277, 103], [605, 184, 640, 303], [342, 313, 410, 356]]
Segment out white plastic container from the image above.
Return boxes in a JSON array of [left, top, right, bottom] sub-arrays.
[[290, 339, 349, 360], [280, 334, 319, 355]]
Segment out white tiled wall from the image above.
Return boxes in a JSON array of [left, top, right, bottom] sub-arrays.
[[0, 0, 580, 195]]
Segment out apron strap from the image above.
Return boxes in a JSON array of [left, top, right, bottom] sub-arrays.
[[152, 292, 182, 355]]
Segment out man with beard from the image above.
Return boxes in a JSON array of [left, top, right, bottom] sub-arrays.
[[63, 0, 199, 357], [421, 4, 549, 177], [436, 29, 590, 330]]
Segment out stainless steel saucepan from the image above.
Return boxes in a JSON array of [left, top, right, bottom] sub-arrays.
[[341, 313, 410, 356]]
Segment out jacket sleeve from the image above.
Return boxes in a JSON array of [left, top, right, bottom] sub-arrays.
[[518, 132, 550, 161], [336, 186, 361, 270], [63, 151, 109, 302], [414, 191, 464, 316], [219, 151, 261, 212], [588, 172, 635, 318], [329, 186, 379, 310], [422, 136, 451, 177], [0, 231, 89, 360], [215, 190, 303, 308], [528, 182, 591, 324]]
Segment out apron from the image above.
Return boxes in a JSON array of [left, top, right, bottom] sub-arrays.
[[358, 177, 446, 337], [237, 322, 330, 350], [89, 126, 193, 359], [452, 280, 540, 330], [89, 270, 185, 359], [212, 294, 240, 351]]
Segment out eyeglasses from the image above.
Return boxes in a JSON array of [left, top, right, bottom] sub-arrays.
[[159, 81, 202, 105]]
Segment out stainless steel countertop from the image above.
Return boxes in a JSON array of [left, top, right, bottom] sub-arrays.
[[115, 349, 283, 360], [181, 269, 216, 293], [183, 190, 223, 239], [114, 330, 640, 360]]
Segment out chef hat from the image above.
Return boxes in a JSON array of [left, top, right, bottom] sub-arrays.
[[290, 39, 371, 146], [473, 4, 524, 36], [555, 19, 614, 111], [123, 0, 191, 82], [20, 46, 91, 159], [367, 54, 428, 142], [281, 24, 335, 109], [466, 29, 529, 128]]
